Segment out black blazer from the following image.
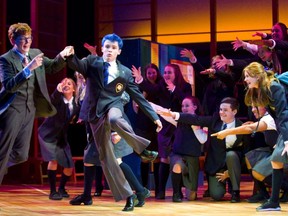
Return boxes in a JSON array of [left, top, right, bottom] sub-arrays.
[[67, 55, 159, 123], [38, 89, 80, 147], [177, 113, 249, 175]]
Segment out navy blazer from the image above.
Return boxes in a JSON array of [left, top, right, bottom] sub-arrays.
[[177, 113, 249, 175], [0, 48, 66, 116], [67, 54, 159, 123]]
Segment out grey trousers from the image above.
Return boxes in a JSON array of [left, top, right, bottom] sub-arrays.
[[90, 107, 150, 201], [0, 106, 35, 184], [209, 150, 241, 200]]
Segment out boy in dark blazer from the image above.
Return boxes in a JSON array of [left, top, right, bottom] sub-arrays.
[[0, 23, 73, 184], [158, 97, 250, 202], [66, 33, 162, 211]]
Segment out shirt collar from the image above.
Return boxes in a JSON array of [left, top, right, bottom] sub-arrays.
[[13, 47, 28, 59], [63, 96, 74, 104], [225, 119, 236, 128]]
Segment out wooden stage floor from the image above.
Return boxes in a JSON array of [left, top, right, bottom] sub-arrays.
[[1, 179, 288, 216]]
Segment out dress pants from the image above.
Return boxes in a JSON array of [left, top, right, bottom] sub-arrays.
[[0, 106, 35, 184], [89, 107, 150, 201]]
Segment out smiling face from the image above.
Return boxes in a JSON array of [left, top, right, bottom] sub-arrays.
[[61, 78, 76, 99], [163, 65, 175, 83], [219, 103, 236, 123], [181, 98, 197, 114], [244, 70, 259, 89], [101, 40, 121, 62], [146, 67, 158, 84], [271, 23, 284, 41]]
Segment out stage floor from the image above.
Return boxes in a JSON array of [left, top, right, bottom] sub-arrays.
[[0, 179, 288, 216]]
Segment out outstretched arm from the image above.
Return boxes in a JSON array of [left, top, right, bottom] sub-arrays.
[[211, 120, 267, 140]]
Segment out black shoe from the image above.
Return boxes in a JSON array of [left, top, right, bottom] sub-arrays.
[[122, 194, 139, 211], [231, 190, 240, 203], [247, 193, 269, 203], [172, 193, 183, 202], [58, 188, 70, 198], [49, 191, 63, 200], [135, 187, 151, 207], [155, 191, 165, 199], [69, 194, 93, 205], [139, 149, 158, 162], [94, 191, 102, 197], [256, 199, 281, 211], [203, 189, 210, 198]]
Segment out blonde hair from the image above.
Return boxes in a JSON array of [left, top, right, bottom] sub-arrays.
[[243, 62, 277, 107]]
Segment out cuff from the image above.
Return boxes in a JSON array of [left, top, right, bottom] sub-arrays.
[[175, 112, 180, 120], [269, 39, 276, 49], [171, 86, 176, 92], [284, 141, 288, 146], [190, 56, 197, 64], [135, 76, 143, 84], [23, 68, 32, 79]]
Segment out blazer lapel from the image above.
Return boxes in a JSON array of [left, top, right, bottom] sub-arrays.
[[10, 50, 23, 73]]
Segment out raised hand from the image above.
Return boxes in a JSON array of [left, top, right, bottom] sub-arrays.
[[214, 54, 229, 69], [84, 43, 97, 55], [231, 37, 246, 51], [60, 46, 74, 59], [252, 31, 266, 38], [180, 48, 195, 62], [131, 65, 143, 82], [26, 53, 44, 71]]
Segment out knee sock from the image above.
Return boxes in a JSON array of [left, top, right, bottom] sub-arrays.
[[254, 179, 269, 197], [58, 172, 70, 190], [83, 166, 96, 197], [270, 168, 283, 203], [141, 162, 150, 187], [158, 162, 170, 194], [120, 162, 144, 193], [95, 166, 103, 192], [47, 170, 57, 193], [171, 172, 182, 195], [153, 162, 160, 195]]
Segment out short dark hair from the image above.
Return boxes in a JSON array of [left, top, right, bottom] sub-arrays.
[[221, 97, 239, 111], [102, 33, 123, 49]]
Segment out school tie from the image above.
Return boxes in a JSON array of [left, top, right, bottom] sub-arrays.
[[22, 55, 29, 67], [222, 123, 227, 130], [103, 62, 110, 86]]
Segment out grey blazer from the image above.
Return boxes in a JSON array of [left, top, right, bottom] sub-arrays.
[[0, 48, 66, 116]]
